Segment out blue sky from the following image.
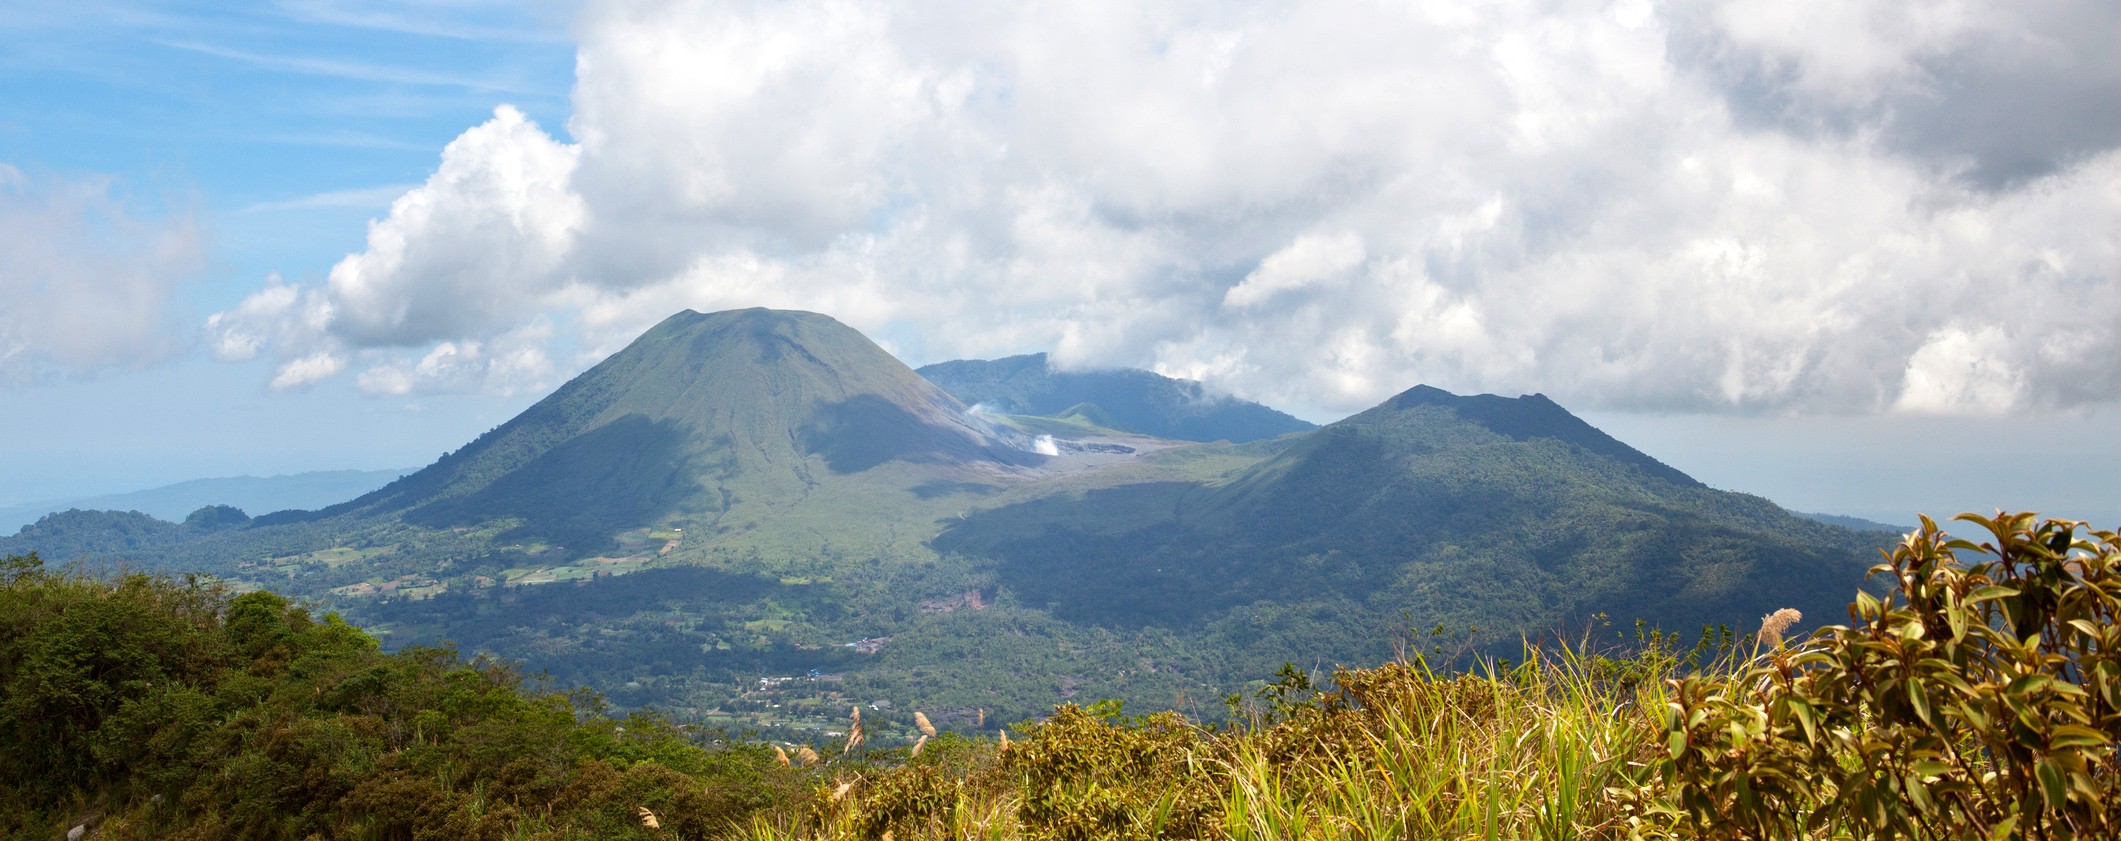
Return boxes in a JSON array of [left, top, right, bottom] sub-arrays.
[[0, 0, 572, 289], [2, 0, 2118, 527], [0, 0, 572, 499]]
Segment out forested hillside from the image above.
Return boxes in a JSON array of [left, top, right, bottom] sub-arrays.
[[0, 553, 790, 839]]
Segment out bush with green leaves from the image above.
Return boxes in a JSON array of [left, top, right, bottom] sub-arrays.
[[1659, 512, 2120, 840], [0, 554, 792, 840]]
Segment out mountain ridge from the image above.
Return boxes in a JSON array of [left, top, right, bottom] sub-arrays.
[[936, 381, 1871, 648], [0, 307, 1888, 724]]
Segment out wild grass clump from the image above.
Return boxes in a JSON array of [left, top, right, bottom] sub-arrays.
[[751, 631, 1689, 840]]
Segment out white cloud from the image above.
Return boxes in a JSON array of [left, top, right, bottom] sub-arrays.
[[352, 321, 557, 396], [211, 0, 2121, 416], [325, 104, 581, 346], [1895, 324, 2023, 414], [204, 273, 332, 362], [0, 164, 201, 382], [269, 351, 346, 390], [1223, 233, 1366, 309], [206, 105, 577, 397], [1699, 0, 1989, 104]]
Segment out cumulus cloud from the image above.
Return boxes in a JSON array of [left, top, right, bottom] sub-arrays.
[[204, 273, 331, 362], [269, 351, 348, 391], [207, 106, 577, 394], [1223, 233, 1366, 309], [0, 165, 201, 382], [326, 104, 580, 346], [211, 0, 2121, 416], [352, 320, 556, 396]]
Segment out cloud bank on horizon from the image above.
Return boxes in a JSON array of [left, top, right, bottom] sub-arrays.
[[200, 0, 2121, 416]]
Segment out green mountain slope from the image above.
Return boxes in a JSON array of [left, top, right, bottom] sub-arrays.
[[280, 308, 1043, 550], [917, 353, 1316, 443], [0, 308, 1888, 726], [937, 383, 1882, 664]]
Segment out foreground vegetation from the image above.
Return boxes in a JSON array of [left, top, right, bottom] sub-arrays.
[[5, 511, 2115, 839]]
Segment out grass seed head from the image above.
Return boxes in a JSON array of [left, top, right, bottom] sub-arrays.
[[1758, 607, 1802, 648], [914, 711, 937, 737], [911, 734, 928, 757], [637, 806, 660, 830], [774, 745, 790, 767]]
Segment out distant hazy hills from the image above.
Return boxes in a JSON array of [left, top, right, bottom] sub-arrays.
[[0, 308, 1891, 721], [0, 469, 408, 533], [1792, 511, 1911, 534], [918, 352, 1315, 443]]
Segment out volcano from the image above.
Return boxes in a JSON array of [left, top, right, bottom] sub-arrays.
[[304, 308, 1042, 546]]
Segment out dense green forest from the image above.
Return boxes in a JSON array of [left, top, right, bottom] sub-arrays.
[[0, 552, 796, 839], [7, 511, 2117, 840]]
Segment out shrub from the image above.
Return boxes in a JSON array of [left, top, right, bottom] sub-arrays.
[[1659, 513, 2121, 840], [0, 558, 790, 840]]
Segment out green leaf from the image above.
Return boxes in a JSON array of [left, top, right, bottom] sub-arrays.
[[1907, 679, 1932, 726], [1929, 670, 1976, 698], [2036, 758, 2068, 810], [1788, 697, 1819, 745], [2007, 674, 2056, 697], [2049, 725, 2110, 750], [1904, 772, 1934, 811]]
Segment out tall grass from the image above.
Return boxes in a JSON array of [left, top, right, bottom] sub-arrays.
[[739, 637, 1709, 840], [1211, 650, 1671, 840]]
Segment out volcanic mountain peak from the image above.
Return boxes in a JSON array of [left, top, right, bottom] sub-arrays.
[[322, 308, 1038, 542], [1361, 384, 1700, 487], [534, 308, 960, 437]]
